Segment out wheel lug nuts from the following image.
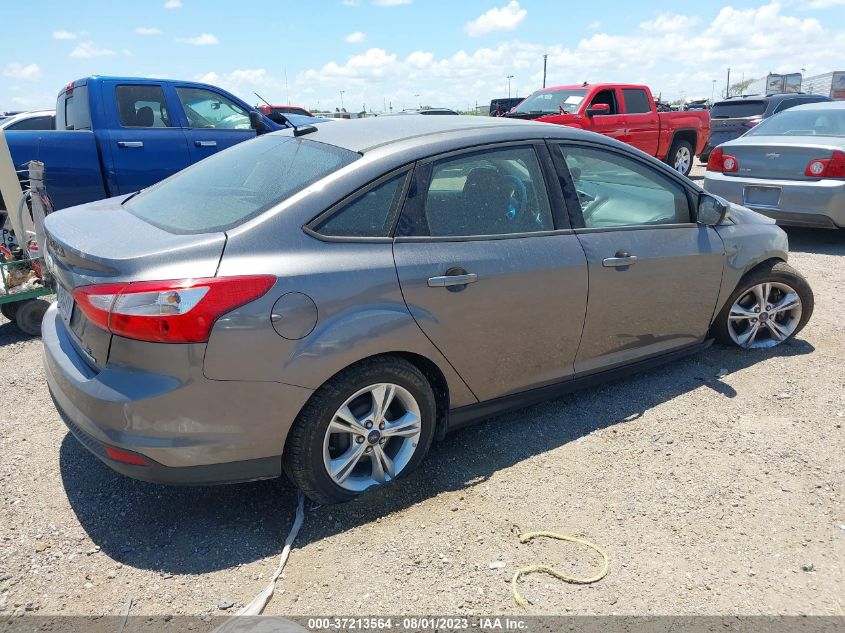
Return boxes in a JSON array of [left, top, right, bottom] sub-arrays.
[[356, 437, 364, 444], [365, 447, 372, 453], [379, 422, 385, 430], [365, 421, 373, 429]]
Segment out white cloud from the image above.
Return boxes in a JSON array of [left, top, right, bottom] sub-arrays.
[[797, 0, 845, 7], [3, 63, 41, 81], [163, 0, 182, 7], [344, 31, 367, 43], [135, 27, 162, 35], [372, 0, 411, 5], [342, 0, 360, 5], [465, 1, 527, 37], [52, 30, 78, 40], [640, 13, 701, 32], [122, 49, 134, 57], [69, 41, 116, 58], [176, 33, 219, 45], [587, 20, 601, 30]]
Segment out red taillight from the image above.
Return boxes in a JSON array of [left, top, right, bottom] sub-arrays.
[[74, 276, 276, 343], [104, 446, 149, 466], [742, 118, 761, 129], [804, 150, 845, 179], [706, 147, 739, 173]]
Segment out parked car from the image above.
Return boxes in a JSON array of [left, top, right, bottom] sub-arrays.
[[1, 77, 322, 212], [505, 83, 709, 176], [704, 101, 845, 229], [257, 104, 314, 121], [398, 108, 459, 116], [0, 109, 55, 131], [43, 116, 813, 503], [701, 93, 832, 162], [489, 97, 523, 116]]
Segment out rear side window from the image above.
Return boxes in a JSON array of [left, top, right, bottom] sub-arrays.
[[57, 85, 91, 130], [711, 100, 766, 119], [622, 89, 651, 114], [116, 85, 171, 128], [312, 172, 408, 238], [126, 135, 359, 234]]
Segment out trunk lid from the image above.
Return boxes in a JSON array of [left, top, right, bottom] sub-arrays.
[[45, 196, 226, 370], [721, 137, 842, 180]]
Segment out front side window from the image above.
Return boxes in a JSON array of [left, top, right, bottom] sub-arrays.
[[400, 146, 554, 237], [126, 135, 359, 234], [176, 87, 251, 130], [588, 89, 619, 115], [313, 172, 408, 238], [623, 89, 651, 114], [558, 145, 690, 228], [116, 85, 171, 128]]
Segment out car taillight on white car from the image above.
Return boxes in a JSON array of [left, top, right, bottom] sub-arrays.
[[706, 147, 739, 173], [74, 276, 276, 343], [804, 150, 845, 179]]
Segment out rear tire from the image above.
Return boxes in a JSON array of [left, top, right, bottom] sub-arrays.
[[712, 261, 813, 349], [14, 299, 49, 336], [283, 357, 437, 504], [1, 302, 19, 321], [668, 139, 694, 176]]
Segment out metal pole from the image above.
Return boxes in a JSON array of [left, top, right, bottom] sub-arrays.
[[725, 67, 731, 98], [543, 54, 548, 88], [507, 75, 514, 99], [339, 90, 345, 110]]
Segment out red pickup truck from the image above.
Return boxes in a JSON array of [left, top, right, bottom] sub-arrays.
[[505, 83, 710, 176]]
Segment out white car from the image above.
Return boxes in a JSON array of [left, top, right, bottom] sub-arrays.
[[0, 110, 55, 131]]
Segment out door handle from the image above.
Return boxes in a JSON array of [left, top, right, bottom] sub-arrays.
[[194, 140, 217, 147], [117, 141, 143, 148], [602, 251, 638, 267], [427, 273, 478, 287]]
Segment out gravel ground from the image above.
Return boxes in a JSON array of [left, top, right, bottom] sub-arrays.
[[1, 162, 843, 617]]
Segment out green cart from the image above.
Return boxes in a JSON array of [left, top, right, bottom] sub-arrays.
[[0, 255, 51, 336]]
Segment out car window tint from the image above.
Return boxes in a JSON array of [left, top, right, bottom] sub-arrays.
[[404, 146, 553, 237], [116, 85, 171, 128], [711, 100, 766, 118], [622, 89, 651, 114], [558, 145, 690, 228], [589, 89, 618, 115], [747, 108, 845, 137], [6, 116, 54, 131], [314, 172, 407, 238], [176, 87, 251, 130]]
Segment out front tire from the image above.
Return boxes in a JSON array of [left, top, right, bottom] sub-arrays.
[[712, 261, 813, 349], [283, 357, 437, 504], [669, 139, 694, 176]]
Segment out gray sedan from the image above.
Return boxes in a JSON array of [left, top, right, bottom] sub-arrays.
[[42, 116, 813, 504], [704, 101, 845, 229]]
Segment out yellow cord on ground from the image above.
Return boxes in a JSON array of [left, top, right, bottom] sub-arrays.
[[510, 531, 609, 608]]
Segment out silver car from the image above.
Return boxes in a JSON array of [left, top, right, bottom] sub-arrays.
[[704, 101, 845, 229], [42, 116, 814, 504]]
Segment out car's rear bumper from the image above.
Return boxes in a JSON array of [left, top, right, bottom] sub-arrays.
[[42, 303, 314, 484], [704, 171, 845, 228]]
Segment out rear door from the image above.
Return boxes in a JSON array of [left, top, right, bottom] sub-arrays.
[[172, 86, 257, 161], [622, 88, 660, 155], [550, 141, 725, 374], [104, 81, 192, 194], [392, 142, 588, 401]]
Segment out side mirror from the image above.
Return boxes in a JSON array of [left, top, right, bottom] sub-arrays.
[[585, 103, 611, 117], [697, 193, 730, 226], [249, 110, 267, 132]]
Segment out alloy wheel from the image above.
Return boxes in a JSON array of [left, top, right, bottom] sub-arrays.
[[322, 383, 422, 492], [674, 146, 692, 174], [727, 281, 803, 349]]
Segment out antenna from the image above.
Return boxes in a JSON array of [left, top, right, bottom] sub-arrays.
[[254, 91, 271, 106]]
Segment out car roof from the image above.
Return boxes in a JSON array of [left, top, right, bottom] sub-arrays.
[[715, 93, 829, 105], [784, 100, 845, 111], [292, 115, 579, 153]]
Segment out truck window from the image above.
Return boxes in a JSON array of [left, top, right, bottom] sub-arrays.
[[116, 85, 172, 128], [589, 90, 618, 115], [622, 89, 651, 114], [57, 85, 91, 130], [175, 87, 251, 130]]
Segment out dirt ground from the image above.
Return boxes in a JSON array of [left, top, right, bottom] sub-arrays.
[[1, 163, 843, 618]]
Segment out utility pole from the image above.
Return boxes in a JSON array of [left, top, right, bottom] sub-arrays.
[[711, 79, 716, 103], [542, 54, 548, 88], [725, 67, 731, 98], [507, 74, 514, 99], [415, 93, 420, 109], [339, 90, 345, 110]]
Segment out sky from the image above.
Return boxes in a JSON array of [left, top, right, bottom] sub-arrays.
[[2, 0, 845, 113]]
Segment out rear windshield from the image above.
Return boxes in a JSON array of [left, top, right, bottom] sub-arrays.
[[746, 108, 845, 137], [125, 134, 359, 234], [710, 100, 766, 119], [512, 89, 587, 115]]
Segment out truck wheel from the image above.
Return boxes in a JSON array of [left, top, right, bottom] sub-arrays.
[[1, 302, 19, 321], [14, 299, 49, 336], [669, 140, 694, 176]]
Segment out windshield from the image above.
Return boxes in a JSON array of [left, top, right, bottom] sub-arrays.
[[746, 108, 845, 137], [126, 135, 359, 234], [512, 89, 587, 115], [710, 100, 766, 119]]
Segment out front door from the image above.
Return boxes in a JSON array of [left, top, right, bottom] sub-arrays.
[[173, 86, 257, 162], [104, 82, 191, 194], [551, 142, 725, 374], [584, 88, 627, 142], [393, 143, 588, 401]]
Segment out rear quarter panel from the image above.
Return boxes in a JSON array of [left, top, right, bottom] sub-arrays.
[[656, 111, 711, 158]]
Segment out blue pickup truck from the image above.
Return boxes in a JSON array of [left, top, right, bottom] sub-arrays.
[[2, 76, 318, 211]]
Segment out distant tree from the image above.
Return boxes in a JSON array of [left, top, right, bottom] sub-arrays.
[[729, 78, 756, 96]]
